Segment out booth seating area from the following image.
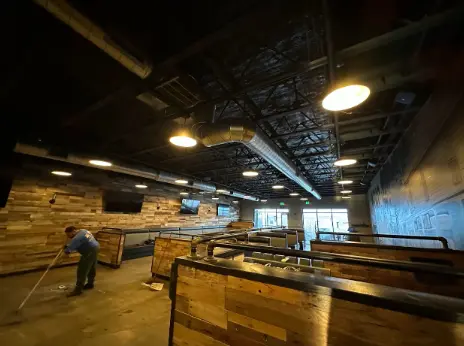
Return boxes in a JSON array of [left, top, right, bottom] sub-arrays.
[[95, 225, 242, 269], [151, 227, 298, 278], [169, 254, 464, 346]]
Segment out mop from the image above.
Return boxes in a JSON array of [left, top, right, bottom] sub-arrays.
[[1, 248, 64, 326], [142, 232, 173, 291]]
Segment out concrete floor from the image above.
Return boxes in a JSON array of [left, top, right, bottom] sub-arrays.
[[0, 257, 171, 346]]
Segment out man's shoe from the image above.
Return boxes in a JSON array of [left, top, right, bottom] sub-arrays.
[[67, 289, 83, 297], [83, 283, 94, 290]]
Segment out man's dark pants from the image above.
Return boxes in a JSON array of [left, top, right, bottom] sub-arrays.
[[76, 246, 99, 290]]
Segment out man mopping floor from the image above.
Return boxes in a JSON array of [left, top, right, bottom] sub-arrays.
[[64, 226, 100, 297]]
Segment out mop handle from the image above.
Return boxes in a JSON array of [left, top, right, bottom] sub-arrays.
[[17, 248, 64, 311]]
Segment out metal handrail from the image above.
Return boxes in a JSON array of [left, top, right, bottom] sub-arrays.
[[205, 242, 464, 278], [315, 231, 449, 249]]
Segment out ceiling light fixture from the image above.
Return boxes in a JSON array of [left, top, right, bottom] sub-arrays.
[[272, 185, 284, 189], [216, 189, 229, 193], [135, 184, 147, 189], [89, 159, 112, 167], [169, 127, 197, 148], [261, 199, 268, 202], [337, 180, 353, 185], [180, 192, 189, 195], [51, 171, 72, 176], [212, 197, 219, 200], [175, 179, 188, 184], [322, 85, 370, 111], [334, 158, 357, 167], [300, 197, 308, 201], [342, 196, 351, 199], [242, 170, 259, 177], [232, 200, 239, 203], [289, 192, 299, 196], [340, 190, 352, 194]]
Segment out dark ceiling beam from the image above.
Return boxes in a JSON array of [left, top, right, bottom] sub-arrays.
[[166, 5, 462, 120], [342, 143, 394, 154], [257, 105, 313, 123], [270, 109, 417, 141], [57, 1, 292, 129], [157, 144, 239, 164], [340, 127, 404, 142], [283, 139, 336, 152], [338, 108, 420, 126]]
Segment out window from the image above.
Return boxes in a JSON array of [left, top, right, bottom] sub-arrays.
[[254, 209, 289, 228], [302, 208, 349, 233]]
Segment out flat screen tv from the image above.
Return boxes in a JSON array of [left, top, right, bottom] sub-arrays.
[[103, 191, 144, 213], [217, 204, 230, 217], [180, 199, 200, 214]]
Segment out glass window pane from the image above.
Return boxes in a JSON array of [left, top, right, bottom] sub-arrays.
[[317, 212, 333, 232], [317, 209, 332, 213], [332, 208, 348, 213], [333, 211, 349, 232], [302, 209, 317, 213], [281, 214, 288, 227]]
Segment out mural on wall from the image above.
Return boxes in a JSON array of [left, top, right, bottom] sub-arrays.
[[369, 94, 464, 250]]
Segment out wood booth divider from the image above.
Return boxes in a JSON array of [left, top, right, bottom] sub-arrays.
[[168, 256, 464, 346]]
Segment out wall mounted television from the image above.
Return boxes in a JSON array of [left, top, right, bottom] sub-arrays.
[[103, 191, 144, 213], [217, 204, 230, 217], [180, 199, 200, 215]]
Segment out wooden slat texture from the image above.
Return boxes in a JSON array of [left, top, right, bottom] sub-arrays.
[[152, 238, 245, 278], [172, 264, 464, 346], [0, 176, 239, 275], [310, 241, 464, 297], [95, 232, 125, 267]]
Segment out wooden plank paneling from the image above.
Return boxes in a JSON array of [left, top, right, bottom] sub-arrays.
[[310, 241, 464, 297], [0, 176, 239, 275], [172, 264, 464, 346]]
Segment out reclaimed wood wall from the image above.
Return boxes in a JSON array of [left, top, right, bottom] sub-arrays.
[[172, 263, 464, 345], [0, 174, 239, 275], [369, 89, 464, 250], [311, 241, 464, 298]]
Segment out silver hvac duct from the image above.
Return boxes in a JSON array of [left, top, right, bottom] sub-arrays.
[[34, 0, 152, 79], [14, 143, 259, 200], [199, 123, 322, 200]]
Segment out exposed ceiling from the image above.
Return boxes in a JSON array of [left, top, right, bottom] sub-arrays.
[[3, 0, 464, 199]]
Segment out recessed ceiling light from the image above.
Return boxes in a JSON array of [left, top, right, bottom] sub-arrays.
[[232, 200, 239, 203], [322, 85, 370, 111], [337, 180, 353, 185], [89, 159, 112, 167], [300, 197, 308, 201], [272, 185, 284, 189], [180, 192, 189, 195], [51, 171, 72, 176], [216, 189, 228, 193], [289, 192, 299, 196], [342, 196, 351, 199], [242, 171, 259, 177], [212, 197, 219, 200], [135, 184, 147, 189], [261, 199, 268, 202], [175, 179, 188, 184], [340, 190, 352, 194], [334, 158, 357, 167]]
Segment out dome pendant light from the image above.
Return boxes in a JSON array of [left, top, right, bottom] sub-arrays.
[[169, 121, 197, 148], [322, 85, 370, 111]]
